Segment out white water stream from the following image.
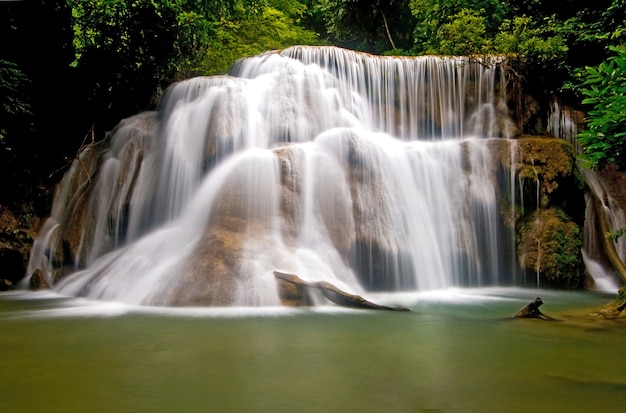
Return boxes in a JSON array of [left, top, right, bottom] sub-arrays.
[[28, 46, 520, 306]]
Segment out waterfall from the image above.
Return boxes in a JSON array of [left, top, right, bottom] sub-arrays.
[[582, 170, 623, 292], [27, 46, 518, 306]]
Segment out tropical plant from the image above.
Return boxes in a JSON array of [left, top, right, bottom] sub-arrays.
[[409, 0, 506, 54], [493, 15, 567, 62], [202, 0, 320, 74], [577, 44, 626, 170], [436, 9, 490, 56], [311, 0, 415, 53]]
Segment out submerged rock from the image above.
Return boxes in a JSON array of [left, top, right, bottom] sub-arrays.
[[29, 269, 50, 290], [274, 271, 410, 311]]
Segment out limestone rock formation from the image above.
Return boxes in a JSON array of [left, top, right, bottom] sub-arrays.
[[29, 269, 50, 290], [487, 137, 586, 288]]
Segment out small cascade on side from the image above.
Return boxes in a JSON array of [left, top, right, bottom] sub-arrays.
[[27, 46, 519, 306], [582, 170, 624, 292]]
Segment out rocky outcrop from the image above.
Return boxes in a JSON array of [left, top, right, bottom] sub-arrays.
[[28, 269, 50, 290], [517, 208, 584, 288], [0, 204, 43, 286], [487, 137, 586, 288], [27, 112, 158, 286], [600, 286, 626, 318]]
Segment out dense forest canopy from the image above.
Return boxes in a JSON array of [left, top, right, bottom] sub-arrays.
[[1, 0, 625, 212]]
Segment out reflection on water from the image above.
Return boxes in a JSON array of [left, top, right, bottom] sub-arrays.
[[1, 288, 625, 413]]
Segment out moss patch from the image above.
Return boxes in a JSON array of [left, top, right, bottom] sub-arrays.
[[600, 285, 626, 318], [517, 207, 584, 288]]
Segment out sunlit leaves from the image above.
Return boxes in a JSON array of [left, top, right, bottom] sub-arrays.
[[577, 44, 626, 169]]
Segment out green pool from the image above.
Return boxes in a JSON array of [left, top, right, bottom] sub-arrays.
[[1, 288, 624, 413]]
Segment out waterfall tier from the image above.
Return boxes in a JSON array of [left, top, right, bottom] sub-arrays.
[[28, 46, 536, 306]]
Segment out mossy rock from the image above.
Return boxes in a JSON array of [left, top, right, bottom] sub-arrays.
[[600, 285, 626, 317], [517, 207, 584, 288]]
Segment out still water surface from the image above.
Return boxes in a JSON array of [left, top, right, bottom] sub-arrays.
[[1, 288, 625, 413]]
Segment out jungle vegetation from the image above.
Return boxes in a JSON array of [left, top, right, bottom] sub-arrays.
[[1, 0, 625, 211]]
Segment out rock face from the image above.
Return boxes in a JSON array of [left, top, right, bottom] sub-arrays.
[[517, 208, 584, 288], [0, 204, 42, 286], [26, 112, 159, 289], [28, 269, 50, 290]]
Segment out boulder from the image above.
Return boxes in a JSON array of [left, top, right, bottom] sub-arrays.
[[29, 269, 50, 290]]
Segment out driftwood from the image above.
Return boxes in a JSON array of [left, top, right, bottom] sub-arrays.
[[273, 271, 410, 311], [514, 297, 560, 321]]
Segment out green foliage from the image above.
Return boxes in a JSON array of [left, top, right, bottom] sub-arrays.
[[493, 15, 567, 62], [409, 0, 506, 54], [544, 219, 583, 285], [72, 0, 211, 83], [603, 0, 626, 43], [436, 9, 489, 56], [66, 0, 321, 133], [311, 0, 415, 53], [0, 60, 32, 144], [203, 0, 320, 74], [518, 207, 584, 288], [71, 0, 320, 79], [0, 59, 35, 204], [576, 44, 626, 170], [410, 1, 566, 64], [606, 227, 626, 242]]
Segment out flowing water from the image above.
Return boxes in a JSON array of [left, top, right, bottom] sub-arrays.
[[27, 47, 524, 305], [1, 288, 625, 413]]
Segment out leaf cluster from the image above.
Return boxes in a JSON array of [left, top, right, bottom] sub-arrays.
[[410, 0, 566, 65], [577, 44, 626, 169], [202, 0, 320, 75]]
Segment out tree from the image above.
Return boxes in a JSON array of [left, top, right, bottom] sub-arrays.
[[312, 0, 415, 53], [71, 0, 185, 133], [436, 9, 490, 56], [409, 0, 506, 54], [0, 0, 76, 204], [493, 15, 567, 62], [0, 60, 33, 204], [202, 0, 320, 74], [71, 0, 320, 133]]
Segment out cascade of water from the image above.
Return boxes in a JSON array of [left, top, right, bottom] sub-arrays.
[[581, 170, 624, 292], [27, 46, 517, 306], [232, 47, 507, 140]]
